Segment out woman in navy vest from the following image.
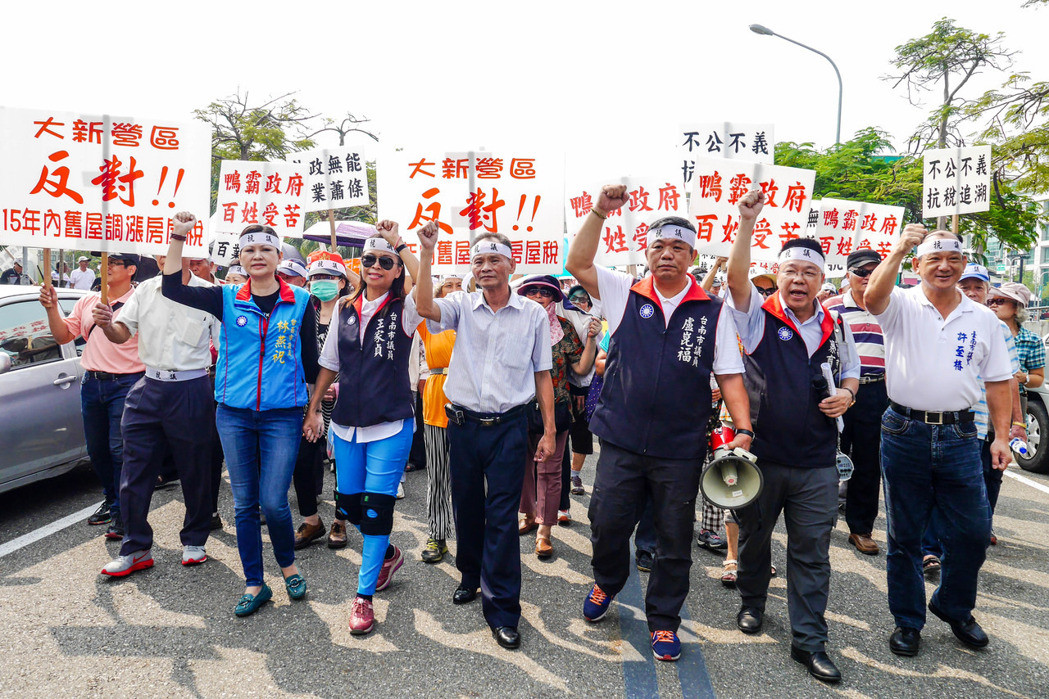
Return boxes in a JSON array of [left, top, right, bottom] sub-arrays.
[[303, 221, 422, 636], [163, 217, 318, 617]]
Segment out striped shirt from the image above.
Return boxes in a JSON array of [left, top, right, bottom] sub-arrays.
[[972, 322, 1021, 440], [825, 290, 885, 378], [1013, 325, 1046, 396]]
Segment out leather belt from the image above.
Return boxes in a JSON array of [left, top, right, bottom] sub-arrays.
[[145, 366, 209, 382], [429, 367, 446, 375], [859, 374, 885, 384], [85, 370, 144, 381], [889, 401, 973, 425], [455, 403, 526, 427]]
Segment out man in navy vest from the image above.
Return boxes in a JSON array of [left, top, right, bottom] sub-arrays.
[[726, 189, 860, 684], [567, 183, 754, 663]]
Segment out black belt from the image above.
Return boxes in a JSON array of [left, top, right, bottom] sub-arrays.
[[455, 403, 527, 427], [890, 401, 973, 425], [859, 374, 885, 384], [85, 370, 144, 381]]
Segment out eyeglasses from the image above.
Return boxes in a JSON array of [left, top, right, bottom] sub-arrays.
[[106, 260, 126, 268], [849, 267, 875, 278], [569, 295, 590, 304], [523, 286, 556, 298], [755, 286, 776, 297], [987, 298, 1014, 306], [361, 254, 397, 270]]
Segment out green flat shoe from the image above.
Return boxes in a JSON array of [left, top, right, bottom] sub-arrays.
[[234, 584, 273, 617], [284, 574, 307, 601]]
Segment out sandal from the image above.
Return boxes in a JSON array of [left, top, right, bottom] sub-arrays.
[[923, 555, 941, 574], [721, 559, 738, 588]]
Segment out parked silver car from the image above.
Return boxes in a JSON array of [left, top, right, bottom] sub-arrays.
[[0, 285, 90, 493]]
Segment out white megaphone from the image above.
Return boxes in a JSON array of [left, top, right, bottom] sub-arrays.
[[700, 424, 763, 509]]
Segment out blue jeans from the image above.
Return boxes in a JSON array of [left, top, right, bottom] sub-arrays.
[[922, 439, 995, 559], [81, 373, 141, 517], [881, 408, 990, 630], [216, 405, 302, 587]]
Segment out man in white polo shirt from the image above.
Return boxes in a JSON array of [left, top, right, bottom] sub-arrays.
[[70, 256, 97, 290], [865, 225, 1013, 658]]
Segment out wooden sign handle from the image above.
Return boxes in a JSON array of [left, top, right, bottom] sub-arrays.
[[42, 249, 52, 289], [328, 209, 338, 253], [100, 252, 109, 305]]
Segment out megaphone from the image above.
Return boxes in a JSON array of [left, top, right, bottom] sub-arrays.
[[700, 424, 763, 509]]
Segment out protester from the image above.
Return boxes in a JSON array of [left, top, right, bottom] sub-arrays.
[[866, 226, 1012, 658], [188, 257, 219, 285], [726, 189, 860, 683], [92, 247, 220, 576], [224, 266, 248, 285], [562, 284, 603, 506], [1, 259, 24, 284], [817, 283, 836, 303], [70, 256, 97, 290], [277, 259, 309, 287], [516, 275, 599, 559], [163, 219, 318, 617], [415, 227, 556, 651], [304, 222, 421, 636], [567, 184, 754, 663]]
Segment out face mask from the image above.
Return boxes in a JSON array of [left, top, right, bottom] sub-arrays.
[[310, 279, 340, 301]]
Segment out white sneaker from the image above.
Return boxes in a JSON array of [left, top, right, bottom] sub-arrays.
[[101, 550, 154, 577], [396, 482, 406, 500], [182, 545, 207, 566]]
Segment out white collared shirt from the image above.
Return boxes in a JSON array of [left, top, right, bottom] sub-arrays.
[[875, 285, 1013, 411], [429, 288, 552, 414], [117, 274, 218, 371]]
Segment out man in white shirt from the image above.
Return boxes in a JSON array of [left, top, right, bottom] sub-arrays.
[[866, 226, 1013, 658], [92, 254, 221, 577], [69, 256, 97, 290]]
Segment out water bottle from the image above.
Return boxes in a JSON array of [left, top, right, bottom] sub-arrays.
[[1010, 437, 1030, 458]]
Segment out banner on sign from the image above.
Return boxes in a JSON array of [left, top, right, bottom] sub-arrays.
[[922, 146, 992, 218], [679, 123, 774, 185], [379, 149, 563, 274], [289, 146, 369, 212], [0, 106, 211, 255], [215, 160, 308, 239], [687, 157, 815, 262], [813, 198, 905, 264], [565, 178, 687, 266]]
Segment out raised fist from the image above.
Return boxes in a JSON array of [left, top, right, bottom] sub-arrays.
[[738, 189, 765, 222], [596, 184, 629, 214]]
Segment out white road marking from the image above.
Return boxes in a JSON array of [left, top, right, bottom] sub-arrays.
[[0, 501, 102, 559], [1004, 470, 1049, 496]]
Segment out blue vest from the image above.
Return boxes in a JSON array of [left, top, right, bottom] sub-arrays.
[[590, 276, 720, 460], [743, 294, 842, 469], [215, 279, 311, 411], [331, 294, 414, 428]]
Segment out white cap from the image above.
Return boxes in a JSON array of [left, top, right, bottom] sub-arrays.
[[277, 259, 308, 278]]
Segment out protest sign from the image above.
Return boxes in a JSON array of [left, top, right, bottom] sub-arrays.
[[922, 146, 992, 218], [215, 160, 309, 239], [813, 198, 905, 264], [687, 156, 815, 262], [0, 106, 211, 255], [679, 123, 774, 185], [289, 146, 370, 212], [564, 178, 687, 267], [379, 149, 563, 274]]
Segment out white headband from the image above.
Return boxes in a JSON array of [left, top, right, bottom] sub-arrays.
[[227, 265, 246, 277], [439, 274, 463, 284], [471, 241, 513, 261], [651, 224, 697, 248], [915, 238, 963, 257], [239, 230, 281, 249], [364, 237, 397, 255], [778, 246, 826, 271], [277, 259, 308, 277], [308, 259, 347, 277]]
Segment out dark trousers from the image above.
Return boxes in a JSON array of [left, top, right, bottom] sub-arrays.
[[634, 495, 656, 556], [208, 375, 224, 514], [559, 437, 572, 511], [922, 439, 994, 559], [841, 380, 888, 535], [119, 376, 214, 555], [81, 372, 141, 517], [588, 439, 701, 633], [409, 391, 426, 468], [292, 435, 324, 517], [737, 461, 838, 652], [448, 411, 528, 630]]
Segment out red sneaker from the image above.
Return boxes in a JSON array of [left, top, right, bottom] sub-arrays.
[[349, 596, 375, 635], [375, 545, 404, 592]]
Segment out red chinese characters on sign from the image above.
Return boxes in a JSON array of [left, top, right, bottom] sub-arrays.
[[1, 208, 204, 246]]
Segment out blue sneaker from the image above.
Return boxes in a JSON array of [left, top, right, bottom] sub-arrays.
[[583, 584, 613, 622], [651, 630, 681, 661]]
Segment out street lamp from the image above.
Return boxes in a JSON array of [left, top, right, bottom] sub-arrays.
[[749, 24, 843, 145]]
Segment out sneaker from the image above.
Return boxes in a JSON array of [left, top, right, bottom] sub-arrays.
[[557, 510, 572, 526], [87, 500, 112, 526], [697, 529, 727, 551], [209, 513, 223, 531], [583, 584, 613, 622], [101, 550, 154, 577], [182, 545, 207, 566], [421, 538, 448, 564], [636, 550, 654, 573], [651, 630, 681, 662], [375, 545, 404, 591], [396, 482, 406, 500], [104, 516, 124, 540], [349, 596, 375, 635], [989, 529, 998, 546], [570, 475, 584, 495]]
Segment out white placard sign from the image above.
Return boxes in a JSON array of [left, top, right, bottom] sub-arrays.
[[813, 198, 905, 264], [922, 145, 992, 218], [679, 122, 774, 184], [289, 146, 369, 212], [215, 160, 309, 238]]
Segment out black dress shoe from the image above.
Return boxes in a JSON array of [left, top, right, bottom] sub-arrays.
[[790, 645, 842, 683], [889, 627, 921, 657], [492, 626, 520, 649], [929, 601, 989, 649], [736, 606, 763, 634], [453, 584, 479, 605]]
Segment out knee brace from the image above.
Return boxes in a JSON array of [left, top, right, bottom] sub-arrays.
[[335, 491, 362, 526], [359, 492, 396, 536]]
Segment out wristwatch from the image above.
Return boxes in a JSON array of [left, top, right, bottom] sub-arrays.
[[735, 428, 755, 439]]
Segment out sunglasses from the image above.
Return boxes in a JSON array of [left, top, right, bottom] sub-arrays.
[[361, 254, 398, 270], [523, 286, 556, 298], [987, 298, 1014, 306], [755, 286, 776, 297], [849, 267, 875, 278], [569, 295, 590, 304]]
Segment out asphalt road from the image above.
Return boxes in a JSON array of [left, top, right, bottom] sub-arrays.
[[1, 453, 1048, 698]]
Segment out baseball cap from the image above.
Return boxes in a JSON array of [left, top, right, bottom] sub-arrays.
[[277, 259, 308, 278], [846, 249, 881, 271], [959, 263, 990, 283]]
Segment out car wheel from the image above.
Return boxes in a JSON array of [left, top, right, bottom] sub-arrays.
[[1019, 398, 1049, 474]]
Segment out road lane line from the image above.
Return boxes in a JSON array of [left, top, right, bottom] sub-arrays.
[[677, 603, 717, 699], [621, 543, 660, 697], [1004, 470, 1049, 495], [0, 501, 102, 559]]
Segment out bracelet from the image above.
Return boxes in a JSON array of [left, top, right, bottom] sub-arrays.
[[591, 207, 608, 220], [170, 233, 187, 242], [1012, 421, 1027, 428], [395, 243, 407, 253], [841, 386, 856, 403], [735, 428, 755, 438]]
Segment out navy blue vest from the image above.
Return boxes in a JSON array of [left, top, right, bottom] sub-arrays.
[[743, 295, 843, 469], [590, 276, 720, 460], [331, 294, 414, 428]]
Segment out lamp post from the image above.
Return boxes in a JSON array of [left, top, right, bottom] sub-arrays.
[[749, 24, 842, 145]]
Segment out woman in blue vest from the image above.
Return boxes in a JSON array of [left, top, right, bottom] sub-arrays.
[[163, 217, 318, 617], [303, 220, 422, 636]]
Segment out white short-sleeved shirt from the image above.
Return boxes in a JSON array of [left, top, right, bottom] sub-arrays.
[[69, 268, 96, 290], [596, 266, 745, 375], [118, 274, 219, 372], [320, 291, 421, 443], [875, 285, 1013, 411]]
